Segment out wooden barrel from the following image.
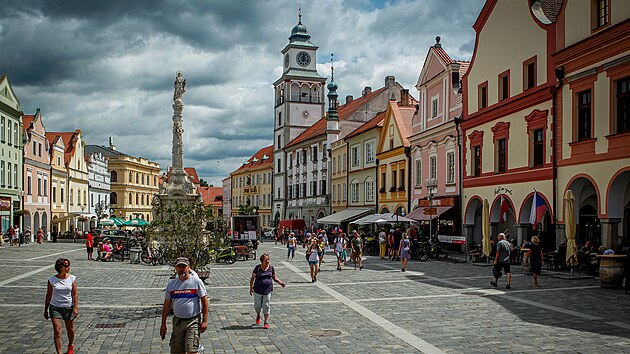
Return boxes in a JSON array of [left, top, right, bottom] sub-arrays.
[[599, 255, 626, 288]]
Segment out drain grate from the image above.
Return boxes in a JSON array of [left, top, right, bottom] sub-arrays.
[[95, 323, 127, 329], [461, 291, 484, 296], [308, 329, 342, 337]]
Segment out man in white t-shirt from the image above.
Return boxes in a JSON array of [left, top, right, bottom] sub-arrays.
[[161, 257, 209, 353], [333, 233, 347, 271]]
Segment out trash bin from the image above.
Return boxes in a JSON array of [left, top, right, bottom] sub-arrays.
[[130, 247, 141, 264]]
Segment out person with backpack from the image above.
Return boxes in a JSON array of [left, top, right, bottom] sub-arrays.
[[334, 232, 347, 271]]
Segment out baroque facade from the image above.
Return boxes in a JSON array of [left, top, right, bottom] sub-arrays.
[[86, 149, 110, 224], [231, 145, 273, 228]]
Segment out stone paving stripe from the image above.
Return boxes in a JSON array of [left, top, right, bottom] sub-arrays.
[[497, 295, 604, 321], [605, 321, 630, 330], [0, 264, 54, 286], [355, 294, 462, 302], [24, 248, 83, 261], [282, 261, 446, 354]]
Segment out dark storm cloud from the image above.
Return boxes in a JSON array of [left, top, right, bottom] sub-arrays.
[[2, 0, 485, 185]]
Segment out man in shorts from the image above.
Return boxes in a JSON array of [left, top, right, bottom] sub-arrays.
[[161, 257, 209, 353], [491, 233, 513, 289], [351, 230, 364, 270]]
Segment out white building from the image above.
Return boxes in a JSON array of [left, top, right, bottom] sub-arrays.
[[86, 150, 110, 223]]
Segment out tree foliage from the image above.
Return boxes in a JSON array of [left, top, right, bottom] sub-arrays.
[[146, 201, 226, 270]]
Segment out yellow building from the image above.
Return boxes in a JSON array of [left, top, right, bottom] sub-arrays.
[[47, 130, 89, 232], [330, 139, 347, 213], [230, 145, 273, 228], [47, 133, 68, 233], [376, 100, 415, 216], [86, 141, 160, 222]]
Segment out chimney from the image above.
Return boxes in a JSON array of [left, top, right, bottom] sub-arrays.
[[362, 86, 372, 97], [385, 75, 395, 88], [400, 89, 409, 106], [345, 95, 354, 104], [109, 136, 116, 151]]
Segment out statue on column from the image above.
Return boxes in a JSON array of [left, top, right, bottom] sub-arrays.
[[174, 71, 186, 104]]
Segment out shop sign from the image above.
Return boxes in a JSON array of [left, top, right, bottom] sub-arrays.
[[438, 235, 466, 244], [423, 207, 438, 215], [0, 198, 11, 211], [418, 197, 454, 207]]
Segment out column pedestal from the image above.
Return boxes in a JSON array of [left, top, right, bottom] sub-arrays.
[[600, 218, 621, 250]]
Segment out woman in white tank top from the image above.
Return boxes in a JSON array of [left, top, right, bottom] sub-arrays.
[[44, 258, 78, 354]]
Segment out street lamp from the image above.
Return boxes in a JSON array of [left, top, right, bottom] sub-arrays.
[[425, 178, 438, 238]]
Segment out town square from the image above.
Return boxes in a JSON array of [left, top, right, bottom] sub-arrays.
[[1, 0, 630, 353]]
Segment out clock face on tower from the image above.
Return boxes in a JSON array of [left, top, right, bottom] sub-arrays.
[[296, 51, 311, 67], [284, 54, 289, 69]]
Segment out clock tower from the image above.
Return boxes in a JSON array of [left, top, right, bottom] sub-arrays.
[[272, 11, 326, 223]]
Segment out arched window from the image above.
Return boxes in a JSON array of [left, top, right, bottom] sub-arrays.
[[110, 192, 118, 204], [129, 171, 132, 182], [111, 171, 118, 182]]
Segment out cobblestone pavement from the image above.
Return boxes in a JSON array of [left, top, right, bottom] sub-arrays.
[[1, 241, 629, 353]]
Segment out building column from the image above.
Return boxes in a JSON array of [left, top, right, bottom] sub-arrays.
[[515, 223, 529, 246], [490, 222, 499, 238], [600, 218, 621, 250], [555, 224, 565, 247], [462, 224, 474, 244]]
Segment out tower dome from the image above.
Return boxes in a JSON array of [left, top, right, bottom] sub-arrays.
[[289, 11, 311, 43]]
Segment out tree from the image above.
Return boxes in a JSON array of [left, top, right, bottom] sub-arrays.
[[146, 201, 226, 270], [199, 178, 209, 187]]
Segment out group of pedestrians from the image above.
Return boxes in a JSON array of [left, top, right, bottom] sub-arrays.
[[377, 227, 412, 271], [0, 225, 45, 246]]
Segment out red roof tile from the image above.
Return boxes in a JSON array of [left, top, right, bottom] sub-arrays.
[[198, 186, 223, 207], [344, 111, 386, 140], [285, 87, 387, 148], [22, 115, 35, 134], [233, 145, 274, 174], [47, 130, 81, 166]]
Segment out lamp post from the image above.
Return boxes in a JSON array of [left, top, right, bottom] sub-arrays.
[[425, 178, 437, 238]]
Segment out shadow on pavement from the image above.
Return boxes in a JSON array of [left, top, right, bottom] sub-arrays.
[[221, 324, 255, 330]]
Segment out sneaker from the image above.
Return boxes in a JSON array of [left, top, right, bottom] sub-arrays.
[[255, 314, 261, 325], [263, 323, 269, 329], [314, 276, 317, 282], [490, 281, 497, 287], [360, 266, 364, 270], [67, 345, 75, 354], [401, 268, 406, 272], [505, 284, 511, 289]]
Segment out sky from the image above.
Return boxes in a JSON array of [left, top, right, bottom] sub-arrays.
[[0, 0, 485, 187]]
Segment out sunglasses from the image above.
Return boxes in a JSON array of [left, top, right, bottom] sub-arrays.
[[62, 264, 70, 268]]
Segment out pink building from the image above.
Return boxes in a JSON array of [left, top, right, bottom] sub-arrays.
[[408, 37, 469, 235], [22, 109, 51, 239]]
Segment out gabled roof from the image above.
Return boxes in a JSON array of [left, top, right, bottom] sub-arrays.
[[233, 145, 274, 174], [378, 101, 417, 151], [344, 110, 386, 141], [47, 130, 82, 166], [22, 115, 35, 135], [418, 43, 471, 88], [285, 87, 387, 148], [198, 186, 223, 208], [0, 74, 21, 112]]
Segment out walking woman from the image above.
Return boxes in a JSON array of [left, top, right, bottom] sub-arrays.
[[525, 236, 544, 287], [44, 258, 78, 354], [307, 237, 322, 282], [249, 254, 286, 329], [287, 232, 296, 261], [399, 233, 411, 272]]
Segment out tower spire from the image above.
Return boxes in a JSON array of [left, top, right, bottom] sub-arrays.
[[327, 53, 339, 121], [298, 4, 302, 24]]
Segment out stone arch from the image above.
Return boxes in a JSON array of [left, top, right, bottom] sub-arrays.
[[380, 206, 390, 214], [24, 213, 31, 232], [464, 196, 484, 245], [34, 212, 40, 232], [42, 212, 48, 233], [490, 194, 516, 226], [566, 174, 600, 245], [518, 191, 553, 224], [606, 167, 630, 219]]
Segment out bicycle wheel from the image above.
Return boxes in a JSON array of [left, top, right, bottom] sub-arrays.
[[225, 256, 235, 264], [418, 249, 430, 262], [141, 251, 151, 264]]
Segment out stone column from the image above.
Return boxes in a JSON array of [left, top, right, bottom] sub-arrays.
[[600, 218, 621, 250], [515, 223, 530, 245], [462, 224, 474, 244], [555, 224, 565, 246]]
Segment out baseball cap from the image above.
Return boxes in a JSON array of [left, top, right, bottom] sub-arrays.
[[175, 257, 190, 266]]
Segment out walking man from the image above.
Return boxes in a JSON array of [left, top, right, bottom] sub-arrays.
[[491, 233, 513, 289], [161, 257, 209, 353]]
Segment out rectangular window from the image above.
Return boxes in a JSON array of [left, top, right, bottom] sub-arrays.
[[320, 180, 326, 195], [27, 176, 32, 195], [499, 72, 509, 101], [7, 122, 11, 145], [447, 152, 455, 184], [351, 146, 359, 166], [593, 0, 609, 29], [14, 123, 18, 147], [337, 183, 341, 201], [0, 117, 4, 142], [38, 142, 42, 157], [473, 146, 481, 177], [331, 156, 336, 174], [302, 149, 307, 164], [14, 164, 17, 188], [302, 183, 306, 198], [7, 164, 11, 188], [332, 185, 336, 202], [365, 141, 375, 163], [524, 57, 536, 91], [61, 188, 64, 203], [430, 156, 437, 179], [52, 186, 56, 203], [312, 146, 318, 162], [342, 153, 347, 171], [415, 160, 422, 187], [365, 181, 374, 202], [310, 181, 317, 196], [616, 77, 630, 133], [391, 170, 397, 191], [432, 98, 438, 118], [478, 82, 488, 109], [38, 177, 42, 196], [381, 172, 386, 190], [496, 139, 506, 173], [343, 183, 346, 201], [399, 169, 405, 190], [0, 161, 4, 186], [277, 158, 281, 173], [533, 129, 544, 167], [322, 143, 327, 160], [351, 183, 359, 202], [33, 142, 37, 156], [577, 90, 592, 140]]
